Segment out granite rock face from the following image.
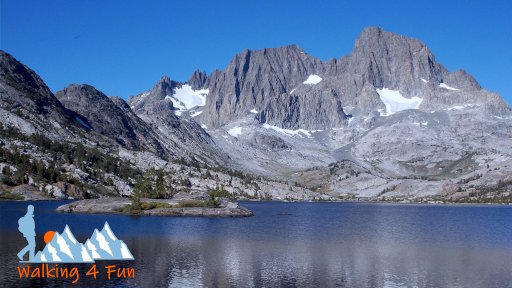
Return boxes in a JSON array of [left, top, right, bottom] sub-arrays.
[[128, 75, 181, 115], [0, 51, 80, 138], [1, 26, 511, 201], [57, 85, 144, 149], [338, 27, 507, 116], [56, 84, 167, 154], [188, 70, 208, 90], [199, 27, 510, 130], [128, 76, 227, 164], [201, 45, 334, 129], [258, 88, 347, 130]]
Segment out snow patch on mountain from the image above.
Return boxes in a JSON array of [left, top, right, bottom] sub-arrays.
[[228, 127, 242, 137], [303, 75, 322, 85], [439, 83, 460, 91], [131, 92, 149, 106], [190, 111, 203, 117], [250, 108, 258, 114], [164, 85, 209, 116], [376, 88, 423, 116], [262, 123, 321, 138], [173, 85, 208, 109], [444, 104, 480, 111], [165, 96, 186, 116]]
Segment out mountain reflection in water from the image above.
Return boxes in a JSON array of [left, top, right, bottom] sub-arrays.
[[1, 201, 512, 287]]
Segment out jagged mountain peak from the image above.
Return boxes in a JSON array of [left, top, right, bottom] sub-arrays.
[[156, 75, 172, 85], [128, 75, 182, 113], [228, 44, 314, 68], [150, 75, 179, 95], [354, 26, 426, 51], [199, 27, 510, 130], [1, 29, 512, 203], [223, 44, 320, 78], [203, 43, 327, 129], [126, 74, 227, 164], [188, 70, 207, 90], [345, 27, 444, 91], [152, 75, 181, 95], [250, 44, 305, 55], [345, 27, 485, 94]]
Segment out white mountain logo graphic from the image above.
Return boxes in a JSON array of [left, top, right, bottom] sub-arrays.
[[30, 222, 134, 263]]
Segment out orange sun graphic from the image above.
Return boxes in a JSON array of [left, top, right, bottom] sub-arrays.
[[44, 230, 55, 244]]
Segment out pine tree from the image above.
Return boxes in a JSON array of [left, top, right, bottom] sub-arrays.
[[36, 161, 44, 183], [167, 176, 176, 198], [131, 183, 142, 210], [141, 179, 153, 198], [155, 170, 165, 199], [2, 165, 10, 176]]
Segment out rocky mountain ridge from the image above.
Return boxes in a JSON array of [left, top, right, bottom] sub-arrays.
[[56, 84, 163, 153], [1, 27, 511, 203], [0, 51, 82, 141], [184, 27, 509, 130]]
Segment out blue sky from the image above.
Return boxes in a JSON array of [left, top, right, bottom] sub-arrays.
[[1, 0, 511, 103]]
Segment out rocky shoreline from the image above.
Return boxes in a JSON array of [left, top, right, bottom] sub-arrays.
[[56, 197, 254, 217]]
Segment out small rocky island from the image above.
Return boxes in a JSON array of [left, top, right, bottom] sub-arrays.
[[57, 196, 254, 217]]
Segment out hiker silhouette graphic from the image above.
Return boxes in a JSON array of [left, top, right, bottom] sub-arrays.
[[17, 205, 36, 262]]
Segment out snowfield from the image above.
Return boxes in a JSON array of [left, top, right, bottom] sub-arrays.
[[190, 111, 203, 117], [376, 88, 423, 116], [439, 83, 460, 91], [228, 127, 242, 137], [444, 104, 480, 111], [166, 96, 186, 116], [303, 75, 322, 85], [173, 85, 209, 109], [262, 123, 321, 138]]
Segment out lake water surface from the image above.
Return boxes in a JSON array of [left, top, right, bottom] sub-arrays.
[[1, 200, 512, 287]]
